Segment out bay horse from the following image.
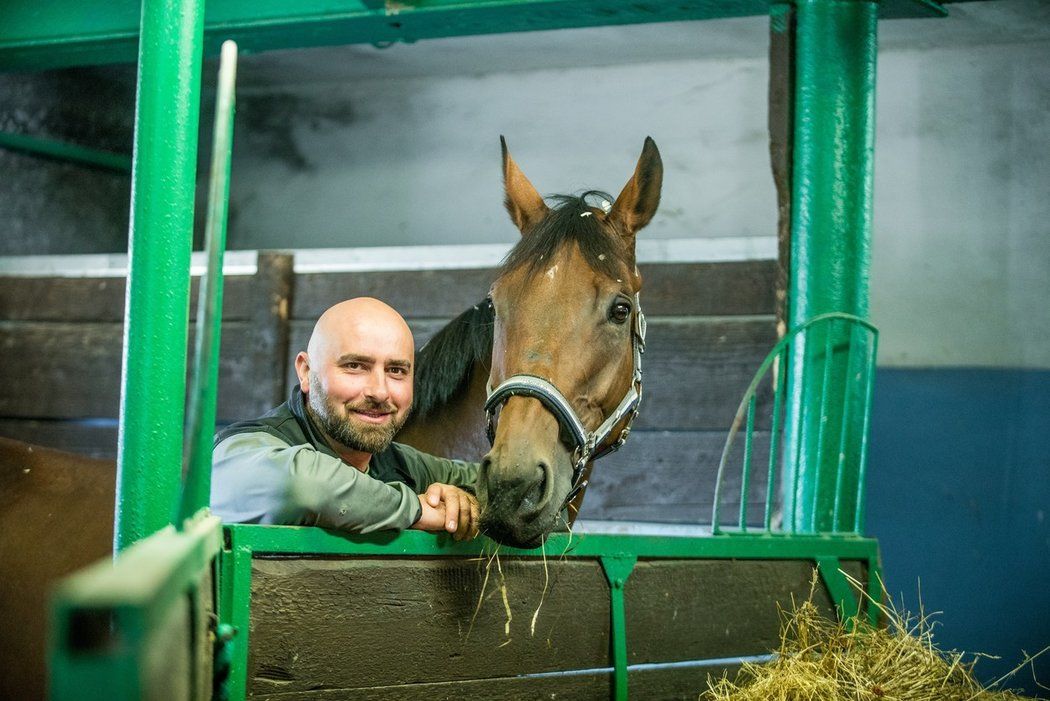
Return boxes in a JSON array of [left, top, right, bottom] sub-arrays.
[[0, 136, 662, 697], [399, 136, 663, 548]]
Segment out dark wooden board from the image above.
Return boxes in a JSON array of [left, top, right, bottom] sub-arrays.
[[247, 663, 743, 700], [291, 260, 775, 321], [247, 556, 860, 697], [625, 559, 841, 664], [578, 430, 776, 525], [0, 321, 281, 421], [0, 419, 118, 458], [0, 274, 257, 322], [248, 557, 612, 693]]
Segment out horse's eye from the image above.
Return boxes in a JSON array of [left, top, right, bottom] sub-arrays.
[[609, 301, 631, 324]]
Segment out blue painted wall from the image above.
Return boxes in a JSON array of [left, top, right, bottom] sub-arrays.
[[867, 368, 1050, 696]]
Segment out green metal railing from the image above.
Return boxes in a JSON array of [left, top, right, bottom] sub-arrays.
[[219, 525, 882, 701], [712, 313, 878, 536]]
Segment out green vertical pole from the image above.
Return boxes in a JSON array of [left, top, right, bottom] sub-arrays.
[[600, 556, 636, 701], [782, 0, 877, 533], [179, 40, 238, 526], [115, 0, 205, 551]]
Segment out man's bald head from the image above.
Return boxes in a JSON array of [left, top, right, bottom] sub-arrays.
[[295, 297, 416, 465], [307, 297, 414, 364]]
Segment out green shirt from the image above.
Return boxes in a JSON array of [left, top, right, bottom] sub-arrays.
[[210, 388, 479, 532]]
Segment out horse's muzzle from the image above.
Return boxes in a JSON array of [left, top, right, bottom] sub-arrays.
[[476, 442, 569, 548]]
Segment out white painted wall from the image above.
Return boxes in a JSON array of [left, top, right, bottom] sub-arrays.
[[223, 3, 1049, 369]]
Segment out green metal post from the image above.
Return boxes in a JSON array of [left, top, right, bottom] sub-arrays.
[[782, 0, 877, 534], [600, 555, 637, 701], [115, 0, 206, 551], [179, 40, 238, 526]]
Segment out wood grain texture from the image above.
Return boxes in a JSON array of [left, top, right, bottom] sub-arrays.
[[0, 321, 280, 421], [0, 419, 118, 458], [246, 556, 862, 698], [578, 430, 776, 526], [247, 664, 743, 701], [248, 557, 611, 693], [290, 261, 775, 321], [0, 274, 257, 322]]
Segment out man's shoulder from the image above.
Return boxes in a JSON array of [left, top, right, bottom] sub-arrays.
[[214, 402, 307, 448]]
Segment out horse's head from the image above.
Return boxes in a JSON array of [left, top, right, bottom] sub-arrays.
[[478, 137, 662, 548]]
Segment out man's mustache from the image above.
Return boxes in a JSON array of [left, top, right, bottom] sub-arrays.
[[345, 400, 397, 414]]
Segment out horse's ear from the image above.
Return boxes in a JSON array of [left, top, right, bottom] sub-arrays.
[[608, 137, 663, 237], [501, 136, 549, 235]]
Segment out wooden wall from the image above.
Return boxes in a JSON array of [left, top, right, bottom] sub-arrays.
[[0, 252, 776, 524], [245, 556, 865, 699]]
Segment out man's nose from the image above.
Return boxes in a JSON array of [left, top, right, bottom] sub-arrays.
[[364, 369, 390, 402]]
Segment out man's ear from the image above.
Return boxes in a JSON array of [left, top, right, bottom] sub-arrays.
[[295, 351, 311, 393]]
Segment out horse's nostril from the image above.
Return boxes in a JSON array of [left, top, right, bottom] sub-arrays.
[[522, 462, 548, 510]]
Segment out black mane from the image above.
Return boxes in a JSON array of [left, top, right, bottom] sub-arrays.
[[413, 192, 629, 420], [412, 299, 494, 420]]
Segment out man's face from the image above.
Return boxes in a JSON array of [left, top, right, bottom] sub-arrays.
[[303, 316, 414, 455]]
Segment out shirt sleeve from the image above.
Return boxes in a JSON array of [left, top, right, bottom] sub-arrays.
[[393, 443, 481, 494], [211, 431, 423, 532]]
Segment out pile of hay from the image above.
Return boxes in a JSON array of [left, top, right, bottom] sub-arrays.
[[701, 594, 1041, 701]]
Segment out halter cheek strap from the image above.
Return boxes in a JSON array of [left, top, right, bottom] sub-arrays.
[[484, 294, 646, 508]]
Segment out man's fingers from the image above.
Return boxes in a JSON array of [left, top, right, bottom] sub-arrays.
[[454, 492, 472, 540], [443, 488, 459, 534], [426, 483, 442, 508]]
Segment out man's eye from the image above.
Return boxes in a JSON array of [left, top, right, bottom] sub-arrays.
[[345, 362, 363, 371], [389, 367, 408, 376]]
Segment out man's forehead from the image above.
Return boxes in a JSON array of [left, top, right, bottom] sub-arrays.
[[324, 321, 414, 360]]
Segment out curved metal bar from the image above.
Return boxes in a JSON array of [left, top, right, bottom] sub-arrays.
[[711, 313, 878, 534]]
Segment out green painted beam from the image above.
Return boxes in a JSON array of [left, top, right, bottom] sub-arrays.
[[782, 0, 878, 534], [114, 0, 205, 551], [0, 0, 945, 71], [225, 523, 881, 561], [0, 131, 130, 172], [50, 514, 222, 700]]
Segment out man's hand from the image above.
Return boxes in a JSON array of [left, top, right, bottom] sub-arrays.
[[412, 483, 479, 541]]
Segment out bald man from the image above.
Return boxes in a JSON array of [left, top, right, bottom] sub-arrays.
[[211, 298, 480, 539]]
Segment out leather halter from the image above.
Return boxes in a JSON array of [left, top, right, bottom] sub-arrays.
[[484, 294, 647, 507]]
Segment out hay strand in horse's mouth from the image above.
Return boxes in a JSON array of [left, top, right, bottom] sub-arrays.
[[466, 544, 500, 641], [530, 537, 550, 638], [496, 552, 513, 639]]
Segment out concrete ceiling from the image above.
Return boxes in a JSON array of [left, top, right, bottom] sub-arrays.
[[233, 0, 1050, 88]]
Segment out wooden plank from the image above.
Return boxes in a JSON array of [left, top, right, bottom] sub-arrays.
[[0, 321, 278, 421], [290, 261, 775, 321], [0, 419, 118, 458], [624, 559, 864, 664], [247, 558, 611, 693], [639, 261, 775, 317], [250, 671, 611, 701], [0, 274, 257, 322], [578, 430, 776, 526], [248, 664, 743, 700], [249, 252, 295, 407]]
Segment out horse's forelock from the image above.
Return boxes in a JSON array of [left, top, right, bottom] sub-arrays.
[[497, 192, 632, 282]]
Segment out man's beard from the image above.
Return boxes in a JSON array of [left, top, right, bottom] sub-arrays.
[[307, 374, 411, 455]]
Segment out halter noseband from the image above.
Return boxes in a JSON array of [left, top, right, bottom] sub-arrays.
[[484, 294, 647, 507]]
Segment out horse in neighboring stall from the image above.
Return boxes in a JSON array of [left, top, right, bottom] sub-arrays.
[[0, 136, 662, 698]]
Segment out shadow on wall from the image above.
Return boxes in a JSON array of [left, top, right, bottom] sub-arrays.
[[867, 368, 1050, 697]]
